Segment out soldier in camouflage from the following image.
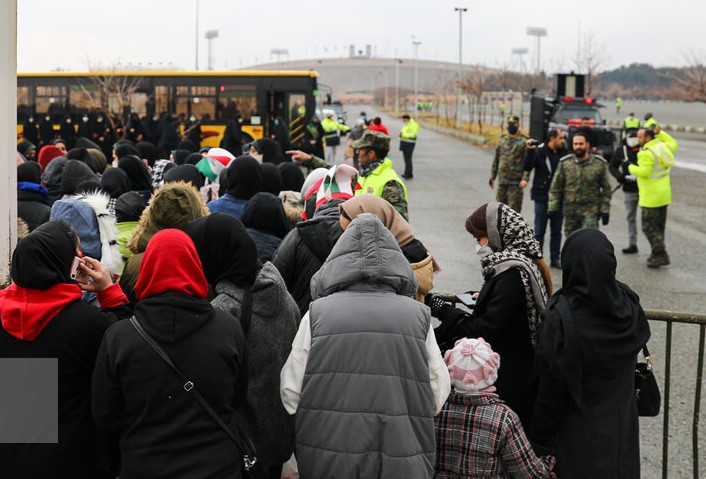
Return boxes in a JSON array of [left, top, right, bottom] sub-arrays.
[[548, 132, 612, 235], [287, 130, 409, 220], [490, 115, 528, 213]]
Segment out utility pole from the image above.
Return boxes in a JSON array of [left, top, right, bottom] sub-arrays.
[[454, 7, 467, 129], [395, 59, 402, 114], [412, 37, 421, 114]]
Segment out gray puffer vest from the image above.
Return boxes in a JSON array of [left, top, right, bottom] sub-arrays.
[[297, 213, 435, 478]]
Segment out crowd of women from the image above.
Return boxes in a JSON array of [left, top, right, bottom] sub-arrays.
[[2, 129, 650, 478]]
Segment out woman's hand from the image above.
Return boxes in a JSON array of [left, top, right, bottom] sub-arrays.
[[76, 257, 113, 293]]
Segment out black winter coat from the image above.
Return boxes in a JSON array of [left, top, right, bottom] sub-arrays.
[[271, 200, 343, 316], [433, 268, 536, 429], [522, 145, 566, 202], [92, 292, 247, 479], [17, 188, 51, 231], [609, 142, 639, 193], [0, 299, 130, 479]]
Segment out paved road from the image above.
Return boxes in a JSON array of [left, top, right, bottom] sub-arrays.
[[373, 109, 706, 478]]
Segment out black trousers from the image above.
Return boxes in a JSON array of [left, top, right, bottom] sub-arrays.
[[400, 141, 415, 177]]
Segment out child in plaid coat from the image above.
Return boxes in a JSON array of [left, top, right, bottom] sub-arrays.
[[434, 338, 556, 479]]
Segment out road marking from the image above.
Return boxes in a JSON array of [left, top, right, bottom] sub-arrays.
[[675, 160, 706, 173]]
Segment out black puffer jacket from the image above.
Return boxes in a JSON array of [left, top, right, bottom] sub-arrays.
[[272, 199, 344, 316], [17, 186, 51, 231]]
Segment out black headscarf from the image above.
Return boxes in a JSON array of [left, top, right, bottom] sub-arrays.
[[253, 137, 285, 165], [163, 164, 205, 189], [260, 162, 283, 195], [115, 191, 147, 223], [17, 141, 37, 158], [178, 140, 198, 152], [241, 192, 291, 239], [75, 137, 102, 151], [76, 179, 102, 195], [66, 147, 100, 173], [185, 152, 203, 166], [278, 162, 305, 192], [118, 155, 153, 192], [101, 167, 131, 199], [17, 161, 42, 183], [115, 143, 142, 161], [185, 213, 259, 286], [61, 160, 97, 196], [11, 221, 77, 288], [135, 141, 158, 166], [538, 229, 651, 410], [225, 155, 263, 199], [173, 149, 192, 165]]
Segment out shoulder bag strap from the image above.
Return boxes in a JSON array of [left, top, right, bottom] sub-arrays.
[[128, 316, 258, 470]]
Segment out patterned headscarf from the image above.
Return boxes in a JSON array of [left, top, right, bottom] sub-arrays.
[[481, 202, 547, 345]]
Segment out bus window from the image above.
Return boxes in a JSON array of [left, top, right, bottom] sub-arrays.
[[176, 86, 216, 121], [70, 84, 102, 116], [218, 84, 257, 122], [155, 85, 170, 116], [36, 86, 67, 121], [129, 91, 148, 118], [17, 86, 30, 123]]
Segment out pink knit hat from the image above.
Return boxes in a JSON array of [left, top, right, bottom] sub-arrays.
[[444, 337, 500, 393]]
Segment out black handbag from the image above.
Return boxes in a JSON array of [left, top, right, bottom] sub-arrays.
[[635, 345, 661, 417], [129, 292, 262, 477]]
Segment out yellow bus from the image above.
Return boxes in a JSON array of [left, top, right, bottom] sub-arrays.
[[17, 70, 318, 148]]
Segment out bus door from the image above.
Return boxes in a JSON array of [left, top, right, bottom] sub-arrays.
[[287, 92, 307, 148]]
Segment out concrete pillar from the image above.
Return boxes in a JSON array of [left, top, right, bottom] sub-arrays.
[[1, 0, 17, 285]]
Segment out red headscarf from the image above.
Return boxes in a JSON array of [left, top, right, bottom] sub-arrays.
[[134, 229, 208, 301]]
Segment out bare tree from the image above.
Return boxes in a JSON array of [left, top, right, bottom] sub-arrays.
[[78, 62, 142, 134], [573, 31, 609, 96], [672, 51, 706, 102]]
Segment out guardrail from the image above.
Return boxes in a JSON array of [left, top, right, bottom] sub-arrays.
[[435, 296, 705, 479]]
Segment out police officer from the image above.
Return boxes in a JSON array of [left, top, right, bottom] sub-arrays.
[[519, 128, 567, 268], [548, 132, 612, 235], [490, 115, 527, 213], [321, 110, 350, 164], [609, 129, 641, 254], [399, 114, 420, 179], [629, 126, 678, 268], [623, 112, 640, 131], [643, 112, 657, 129]]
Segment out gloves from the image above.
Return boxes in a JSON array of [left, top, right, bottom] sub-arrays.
[[624, 175, 637, 182], [425, 294, 449, 317], [599, 212, 610, 225]]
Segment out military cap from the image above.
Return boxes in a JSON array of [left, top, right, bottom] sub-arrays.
[[507, 115, 520, 124], [351, 130, 390, 150]]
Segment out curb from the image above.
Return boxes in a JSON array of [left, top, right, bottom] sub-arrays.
[[418, 120, 488, 146], [607, 119, 706, 135]]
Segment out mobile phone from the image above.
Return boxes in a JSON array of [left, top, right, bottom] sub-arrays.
[[70, 256, 83, 281], [455, 293, 476, 308]]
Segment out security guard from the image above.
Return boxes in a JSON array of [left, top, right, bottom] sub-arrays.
[[490, 115, 528, 213], [643, 112, 657, 129], [623, 112, 640, 131], [629, 126, 678, 268], [321, 110, 350, 164], [399, 114, 420, 179]]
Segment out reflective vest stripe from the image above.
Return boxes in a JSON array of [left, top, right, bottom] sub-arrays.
[[646, 148, 670, 179]]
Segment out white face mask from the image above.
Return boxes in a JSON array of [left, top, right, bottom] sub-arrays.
[[626, 137, 639, 148], [251, 152, 263, 163], [475, 243, 492, 257]]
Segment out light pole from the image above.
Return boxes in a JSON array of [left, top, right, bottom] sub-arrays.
[[205, 30, 219, 71], [412, 37, 421, 114], [395, 59, 402, 114], [526, 27, 547, 74], [194, 0, 199, 70], [511, 47, 529, 72], [454, 7, 467, 129]]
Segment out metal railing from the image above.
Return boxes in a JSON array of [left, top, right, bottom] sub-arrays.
[[644, 310, 706, 479], [435, 296, 706, 479]]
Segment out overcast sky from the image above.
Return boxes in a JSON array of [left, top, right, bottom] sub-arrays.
[[17, 0, 703, 73]]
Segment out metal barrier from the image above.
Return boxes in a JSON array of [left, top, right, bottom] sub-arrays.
[[644, 310, 706, 479], [435, 296, 706, 478]]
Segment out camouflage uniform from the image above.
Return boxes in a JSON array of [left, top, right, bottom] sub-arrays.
[[491, 133, 527, 212], [381, 180, 408, 221], [548, 154, 612, 236]]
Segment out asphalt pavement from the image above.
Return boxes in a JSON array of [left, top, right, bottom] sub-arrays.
[[370, 108, 706, 478]]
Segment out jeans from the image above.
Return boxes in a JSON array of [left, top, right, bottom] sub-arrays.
[[534, 201, 563, 263], [624, 191, 639, 246]]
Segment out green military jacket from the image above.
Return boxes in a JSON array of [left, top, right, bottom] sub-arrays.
[[492, 134, 527, 185], [548, 154, 612, 214]]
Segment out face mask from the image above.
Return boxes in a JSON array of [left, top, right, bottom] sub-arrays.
[[28, 117, 34, 123], [45, 116, 50, 121], [97, 117, 103, 122], [190, 116, 196, 122], [475, 243, 492, 257], [626, 137, 639, 148], [66, 118, 71, 123], [507, 125, 519, 135], [274, 119, 280, 126], [574, 148, 587, 158], [82, 116, 89, 122], [251, 152, 263, 163]]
